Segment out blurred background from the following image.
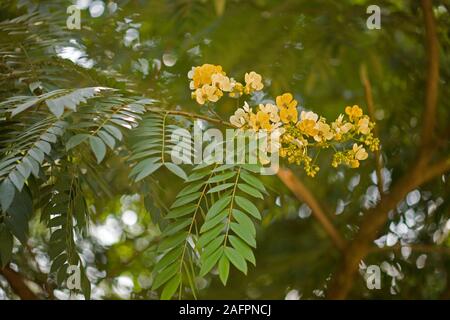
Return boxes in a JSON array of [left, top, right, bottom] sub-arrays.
[[0, 0, 449, 299]]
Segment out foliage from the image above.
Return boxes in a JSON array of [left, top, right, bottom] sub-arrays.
[[0, 0, 449, 301]]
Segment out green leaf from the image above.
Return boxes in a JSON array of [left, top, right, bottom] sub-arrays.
[[152, 262, 179, 290], [235, 196, 261, 220], [161, 274, 181, 300], [207, 183, 234, 194], [9, 170, 24, 191], [5, 189, 32, 243], [230, 222, 256, 248], [200, 211, 227, 233], [238, 183, 264, 199], [81, 266, 91, 300], [198, 223, 224, 248], [232, 209, 256, 236], [98, 130, 116, 150], [158, 232, 188, 252], [50, 253, 67, 273], [165, 204, 197, 219], [89, 136, 106, 164], [154, 247, 183, 272], [177, 181, 205, 198], [164, 163, 187, 180], [0, 225, 13, 268], [224, 246, 247, 275], [46, 98, 64, 117], [162, 218, 192, 237], [10, 97, 39, 117], [35, 140, 51, 155], [135, 161, 162, 182], [199, 247, 223, 276], [229, 235, 256, 265], [208, 171, 236, 184], [218, 254, 230, 285], [28, 148, 44, 163], [170, 192, 202, 209], [104, 124, 123, 141], [201, 235, 225, 258], [0, 179, 15, 211], [240, 171, 266, 193], [66, 134, 90, 150], [206, 196, 232, 219]]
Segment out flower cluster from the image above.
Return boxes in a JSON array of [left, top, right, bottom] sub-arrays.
[[188, 64, 380, 177], [188, 64, 263, 105]]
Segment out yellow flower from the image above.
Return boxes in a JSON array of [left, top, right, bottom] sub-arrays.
[[353, 143, 368, 160], [297, 119, 317, 137], [296, 110, 318, 135], [332, 114, 353, 140], [193, 84, 222, 105], [349, 159, 360, 168], [229, 82, 244, 98], [188, 64, 224, 89], [248, 110, 272, 131], [313, 120, 334, 142], [230, 108, 248, 128], [244, 71, 264, 94], [259, 103, 280, 123], [345, 105, 363, 122], [276, 93, 297, 110], [211, 73, 233, 92], [357, 116, 370, 135], [280, 106, 298, 124]]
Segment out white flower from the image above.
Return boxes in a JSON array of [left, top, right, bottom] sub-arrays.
[[300, 110, 319, 122], [230, 108, 248, 128]]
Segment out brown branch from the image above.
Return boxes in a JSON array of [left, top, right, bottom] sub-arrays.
[[277, 167, 346, 251], [418, 157, 450, 185], [326, 0, 441, 299], [0, 267, 38, 300], [419, 0, 440, 158], [360, 64, 384, 196]]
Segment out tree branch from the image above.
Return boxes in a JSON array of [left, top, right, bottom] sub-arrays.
[[419, 0, 440, 158], [0, 267, 38, 300], [360, 64, 384, 196], [277, 167, 346, 251]]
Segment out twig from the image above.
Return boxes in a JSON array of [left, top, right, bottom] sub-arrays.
[[419, 0, 440, 159], [277, 167, 346, 251], [360, 64, 384, 196]]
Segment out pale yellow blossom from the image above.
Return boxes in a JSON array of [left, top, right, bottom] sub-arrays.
[[193, 84, 222, 105], [244, 71, 264, 94], [357, 116, 370, 135]]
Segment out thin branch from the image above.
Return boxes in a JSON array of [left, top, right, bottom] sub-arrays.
[[360, 64, 384, 196], [277, 167, 346, 251], [418, 157, 450, 185], [419, 0, 440, 158]]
